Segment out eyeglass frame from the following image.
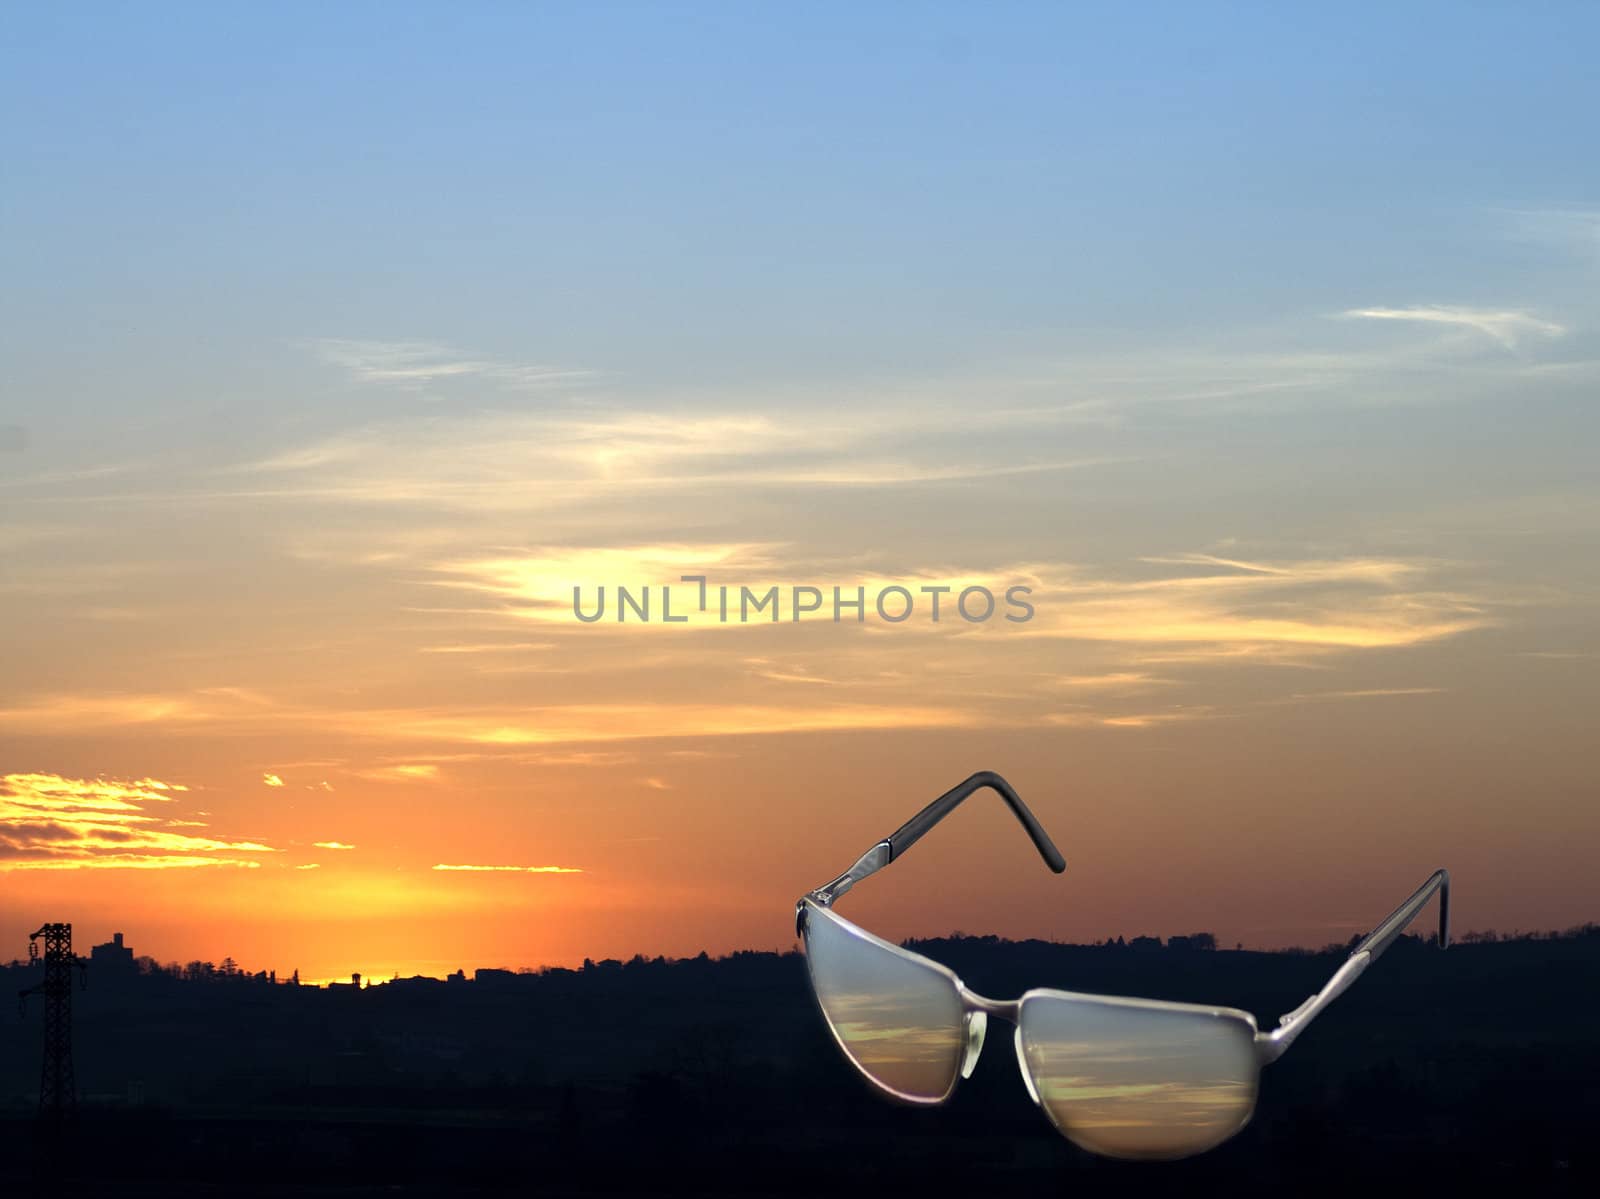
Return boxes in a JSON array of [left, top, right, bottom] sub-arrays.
[[795, 770, 1449, 1134]]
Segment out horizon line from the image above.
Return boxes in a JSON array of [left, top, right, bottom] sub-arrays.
[[7, 921, 1590, 989]]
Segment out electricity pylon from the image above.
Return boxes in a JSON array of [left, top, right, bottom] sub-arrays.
[[17, 923, 88, 1120]]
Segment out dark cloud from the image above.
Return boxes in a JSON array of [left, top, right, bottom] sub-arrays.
[[0, 772, 275, 871]]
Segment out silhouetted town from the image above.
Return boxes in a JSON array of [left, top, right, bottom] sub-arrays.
[[4, 923, 1598, 1195]]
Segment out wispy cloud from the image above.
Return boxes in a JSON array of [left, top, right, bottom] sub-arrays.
[[0, 685, 981, 746], [419, 641, 556, 655], [5, 854, 265, 872], [262, 772, 285, 787], [431, 863, 583, 874], [1341, 305, 1564, 348], [1017, 553, 1491, 652], [1045, 707, 1221, 729], [351, 701, 985, 746], [428, 542, 776, 621], [0, 692, 236, 732], [423, 543, 1489, 656], [352, 763, 441, 782], [313, 840, 356, 850], [1282, 687, 1445, 702], [311, 339, 595, 390], [0, 546, 1491, 753], [519, 750, 639, 767], [748, 663, 849, 686], [1049, 671, 1173, 691], [238, 402, 1119, 514], [0, 773, 275, 871]]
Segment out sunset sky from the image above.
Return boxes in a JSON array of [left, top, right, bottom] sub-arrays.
[[4, 5, 1598, 982]]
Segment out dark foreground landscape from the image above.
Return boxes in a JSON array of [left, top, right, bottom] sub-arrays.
[[3, 926, 1597, 1197]]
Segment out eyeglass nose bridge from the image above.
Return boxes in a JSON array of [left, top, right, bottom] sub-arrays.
[[959, 985, 1023, 1023]]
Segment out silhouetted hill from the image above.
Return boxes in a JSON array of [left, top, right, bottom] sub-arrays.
[[4, 927, 1598, 1195]]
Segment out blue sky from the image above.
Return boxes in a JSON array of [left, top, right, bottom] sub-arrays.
[[8, 4, 1599, 402]]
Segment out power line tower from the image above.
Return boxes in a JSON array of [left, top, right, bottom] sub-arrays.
[[17, 922, 88, 1121]]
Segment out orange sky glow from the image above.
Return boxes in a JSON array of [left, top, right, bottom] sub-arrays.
[[4, 476, 1596, 981], [5, 133, 1599, 980]]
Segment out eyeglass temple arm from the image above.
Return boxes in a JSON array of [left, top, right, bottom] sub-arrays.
[[1259, 868, 1449, 1063], [808, 770, 1066, 905]]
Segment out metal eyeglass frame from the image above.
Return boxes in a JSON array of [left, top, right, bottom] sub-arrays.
[[795, 770, 1449, 1144]]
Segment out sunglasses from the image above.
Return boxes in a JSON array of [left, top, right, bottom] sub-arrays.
[[796, 770, 1449, 1161]]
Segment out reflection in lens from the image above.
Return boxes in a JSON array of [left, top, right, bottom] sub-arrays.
[[1018, 992, 1259, 1160], [802, 902, 965, 1103]]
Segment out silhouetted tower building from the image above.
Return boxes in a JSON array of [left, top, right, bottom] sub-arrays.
[[18, 923, 88, 1120], [90, 931, 136, 980]]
